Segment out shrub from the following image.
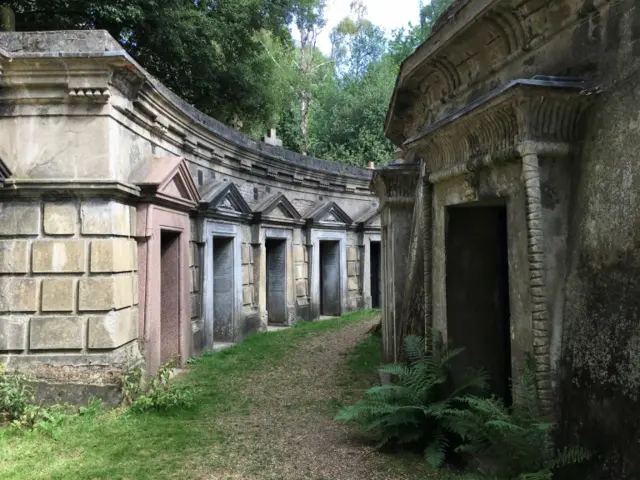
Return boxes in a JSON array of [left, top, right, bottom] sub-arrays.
[[334, 331, 487, 467], [128, 357, 196, 413], [445, 356, 591, 479], [0, 364, 35, 421]]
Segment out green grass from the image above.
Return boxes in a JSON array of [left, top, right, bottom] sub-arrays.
[[0, 311, 377, 480]]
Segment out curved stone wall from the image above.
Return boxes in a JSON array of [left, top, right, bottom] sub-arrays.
[[0, 30, 380, 401]]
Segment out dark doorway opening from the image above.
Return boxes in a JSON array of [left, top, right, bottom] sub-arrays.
[[319, 240, 341, 316], [160, 230, 181, 364], [370, 241, 381, 309], [213, 237, 234, 342], [446, 203, 512, 406], [266, 238, 287, 325]]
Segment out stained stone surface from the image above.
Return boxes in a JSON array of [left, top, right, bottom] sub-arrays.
[[266, 240, 287, 324], [320, 241, 340, 316], [213, 237, 234, 342]]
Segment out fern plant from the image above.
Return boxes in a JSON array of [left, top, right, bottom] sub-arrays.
[[445, 356, 591, 479], [129, 357, 195, 413], [334, 331, 487, 467]]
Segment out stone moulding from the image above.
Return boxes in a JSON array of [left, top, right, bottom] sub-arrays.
[[405, 78, 597, 179], [130, 156, 200, 212], [385, 0, 615, 146], [132, 156, 200, 374], [198, 180, 253, 222], [0, 31, 374, 195], [252, 192, 304, 226], [304, 201, 354, 230], [200, 220, 243, 347], [411, 79, 599, 412]]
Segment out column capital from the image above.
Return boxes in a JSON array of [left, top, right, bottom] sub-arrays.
[[371, 163, 420, 210]]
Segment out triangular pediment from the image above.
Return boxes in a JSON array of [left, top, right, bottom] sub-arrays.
[[130, 156, 200, 209], [325, 212, 339, 222], [305, 201, 353, 225], [253, 192, 301, 220], [163, 175, 189, 200], [272, 205, 293, 219], [199, 181, 252, 215]]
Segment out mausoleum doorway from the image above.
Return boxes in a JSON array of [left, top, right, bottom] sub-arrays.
[[370, 241, 381, 309], [133, 156, 200, 374], [160, 230, 181, 364], [266, 238, 287, 325], [445, 203, 512, 405], [319, 240, 341, 316], [212, 236, 236, 342]]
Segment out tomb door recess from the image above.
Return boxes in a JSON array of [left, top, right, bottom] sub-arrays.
[[320, 240, 341, 316], [446, 204, 512, 405], [160, 230, 181, 364], [213, 237, 235, 342], [266, 239, 287, 324], [370, 241, 381, 309]]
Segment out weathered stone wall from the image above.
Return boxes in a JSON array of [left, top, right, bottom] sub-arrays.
[[382, 0, 640, 475], [0, 199, 139, 384], [0, 30, 379, 399]]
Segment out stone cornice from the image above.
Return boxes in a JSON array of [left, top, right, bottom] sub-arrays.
[[371, 163, 420, 210], [0, 31, 374, 195], [407, 78, 597, 177], [385, 0, 612, 146], [0, 179, 140, 201]]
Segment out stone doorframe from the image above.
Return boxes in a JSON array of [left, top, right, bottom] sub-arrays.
[[404, 78, 598, 411], [308, 229, 348, 317], [137, 206, 192, 374], [257, 227, 295, 325], [360, 232, 381, 310], [201, 220, 242, 348]]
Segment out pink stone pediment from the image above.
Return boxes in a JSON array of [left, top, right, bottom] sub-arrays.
[[130, 156, 200, 210]]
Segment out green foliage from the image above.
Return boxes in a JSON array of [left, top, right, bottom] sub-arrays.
[[7, 0, 307, 131], [334, 331, 487, 467], [445, 357, 591, 478], [128, 357, 196, 413], [0, 364, 34, 421]]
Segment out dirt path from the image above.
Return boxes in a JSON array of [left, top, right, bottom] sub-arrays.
[[198, 317, 428, 480]]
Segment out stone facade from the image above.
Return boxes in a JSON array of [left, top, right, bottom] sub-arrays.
[[0, 31, 379, 400], [378, 0, 640, 476]]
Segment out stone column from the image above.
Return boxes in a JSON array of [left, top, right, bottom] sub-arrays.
[[422, 177, 434, 335], [517, 142, 552, 410], [371, 163, 420, 363]]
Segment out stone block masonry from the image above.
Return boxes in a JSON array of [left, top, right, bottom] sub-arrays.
[[0, 30, 379, 403], [0, 199, 139, 358]]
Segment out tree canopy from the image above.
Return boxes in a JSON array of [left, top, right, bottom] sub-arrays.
[[8, 0, 455, 167]]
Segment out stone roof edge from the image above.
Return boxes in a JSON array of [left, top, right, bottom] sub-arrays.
[[404, 77, 593, 146], [0, 31, 375, 183], [384, 0, 496, 138]]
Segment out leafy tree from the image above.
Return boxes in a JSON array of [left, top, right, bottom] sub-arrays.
[[7, 0, 306, 131], [420, 0, 456, 37]]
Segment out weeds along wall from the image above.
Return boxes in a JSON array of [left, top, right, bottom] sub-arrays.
[[0, 31, 380, 404]]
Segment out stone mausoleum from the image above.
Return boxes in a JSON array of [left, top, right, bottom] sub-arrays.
[[0, 31, 381, 402], [375, 0, 640, 476]]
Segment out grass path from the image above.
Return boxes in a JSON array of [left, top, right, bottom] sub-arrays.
[[0, 311, 452, 480]]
